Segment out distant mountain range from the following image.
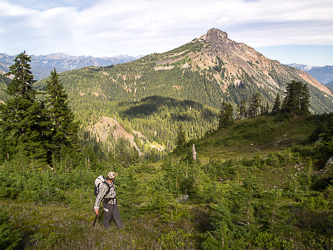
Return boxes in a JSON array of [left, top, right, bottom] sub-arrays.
[[0, 53, 141, 80], [288, 63, 333, 85], [2, 51, 332, 89]]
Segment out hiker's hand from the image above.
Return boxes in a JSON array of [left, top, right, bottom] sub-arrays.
[[94, 209, 99, 215]]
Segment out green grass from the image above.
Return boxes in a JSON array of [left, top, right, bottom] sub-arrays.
[[194, 115, 317, 163], [2, 200, 208, 249]]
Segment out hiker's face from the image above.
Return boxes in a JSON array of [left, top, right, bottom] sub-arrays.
[[107, 178, 115, 183]]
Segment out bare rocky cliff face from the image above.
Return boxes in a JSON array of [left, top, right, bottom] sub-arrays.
[[86, 117, 164, 155], [199, 28, 332, 97]]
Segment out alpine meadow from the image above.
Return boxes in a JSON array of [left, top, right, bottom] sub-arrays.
[[1, 29, 333, 249]]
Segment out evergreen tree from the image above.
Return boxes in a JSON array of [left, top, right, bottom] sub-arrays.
[[147, 148, 159, 163], [116, 137, 129, 166], [5, 52, 36, 100], [107, 150, 116, 165], [239, 98, 247, 119], [219, 101, 228, 123], [0, 52, 48, 165], [130, 146, 141, 165], [175, 123, 186, 150], [45, 69, 80, 160], [236, 103, 241, 120], [85, 146, 99, 171], [219, 101, 234, 128], [248, 93, 262, 118], [300, 84, 310, 113], [283, 81, 310, 115], [35, 100, 53, 162], [271, 93, 281, 114]]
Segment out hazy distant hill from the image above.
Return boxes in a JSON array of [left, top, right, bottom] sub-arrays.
[[38, 28, 333, 114], [327, 81, 333, 92], [288, 63, 333, 85], [0, 53, 140, 80]]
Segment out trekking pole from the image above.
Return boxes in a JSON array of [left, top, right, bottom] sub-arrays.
[[92, 209, 99, 227], [93, 214, 98, 227]]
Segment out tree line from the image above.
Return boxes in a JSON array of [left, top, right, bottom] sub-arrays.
[[218, 81, 310, 129], [0, 52, 80, 167]]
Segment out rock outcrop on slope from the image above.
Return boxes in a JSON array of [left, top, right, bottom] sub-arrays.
[[86, 117, 164, 156]]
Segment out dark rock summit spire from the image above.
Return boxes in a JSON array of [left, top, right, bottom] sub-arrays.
[[207, 28, 228, 40]]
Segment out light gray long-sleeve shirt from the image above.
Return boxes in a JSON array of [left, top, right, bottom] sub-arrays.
[[94, 182, 117, 210]]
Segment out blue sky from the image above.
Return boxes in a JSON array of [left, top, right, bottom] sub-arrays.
[[1, 0, 333, 66]]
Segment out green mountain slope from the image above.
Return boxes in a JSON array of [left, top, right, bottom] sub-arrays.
[[75, 95, 219, 155], [36, 28, 333, 115], [2, 71, 219, 157], [191, 114, 321, 164]]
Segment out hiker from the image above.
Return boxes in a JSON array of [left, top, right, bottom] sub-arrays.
[[94, 172, 123, 229]]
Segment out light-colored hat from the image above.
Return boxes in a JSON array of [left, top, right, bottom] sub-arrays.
[[107, 172, 117, 179]]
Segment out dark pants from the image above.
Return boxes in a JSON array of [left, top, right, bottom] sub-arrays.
[[102, 201, 123, 229]]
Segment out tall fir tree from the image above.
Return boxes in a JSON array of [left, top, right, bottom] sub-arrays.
[[236, 103, 241, 120], [283, 81, 310, 115], [0, 52, 49, 165], [45, 69, 80, 160], [219, 101, 234, 128], [175, 123, 186, 150], [299, 83, 310, 113], [130, 146, 141, 165], [116, 137, 129, 166], [248, 93, 262, 118], [271, 93, 281, 114], [239, 98, 247, 119], [35, 100, 53, 163]]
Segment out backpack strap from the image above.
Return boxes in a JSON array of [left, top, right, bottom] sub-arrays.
[[101, 181, 111, 200], [103, 182, 116, 203]]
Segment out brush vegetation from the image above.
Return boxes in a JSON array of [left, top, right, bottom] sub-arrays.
[[1, 112, 333, 249]]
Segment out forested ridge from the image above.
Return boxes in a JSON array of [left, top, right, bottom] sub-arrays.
[[1, 48, 333, 249]]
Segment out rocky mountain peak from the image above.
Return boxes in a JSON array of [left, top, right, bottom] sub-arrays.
[[206, 28, 228, 40], [204, 28, 239, 56], [150, 28, 333, 112]]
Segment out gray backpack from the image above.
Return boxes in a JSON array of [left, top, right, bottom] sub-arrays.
[[94, 175, 110, 199]]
